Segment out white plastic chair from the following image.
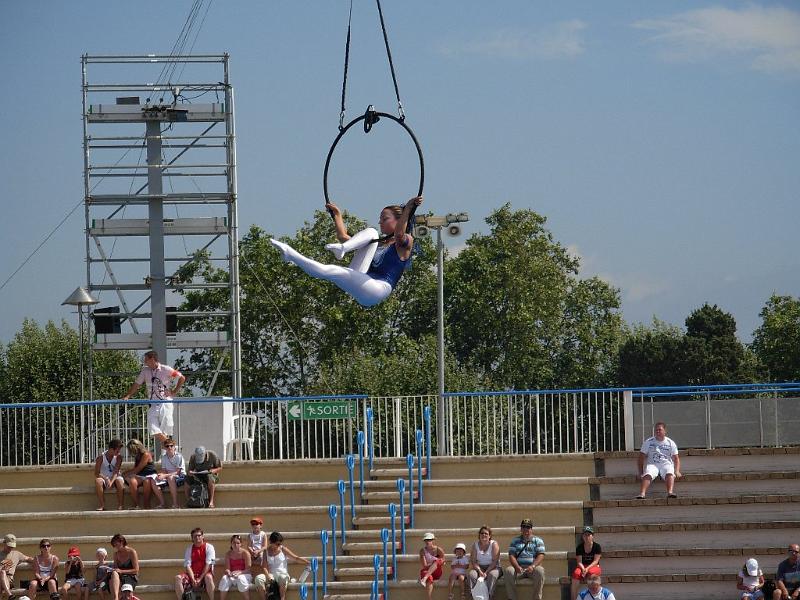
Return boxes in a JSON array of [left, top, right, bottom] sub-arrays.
[[225, 414, 257, 461]]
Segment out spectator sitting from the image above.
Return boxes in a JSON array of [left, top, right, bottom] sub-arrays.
[[218, 535, 252, 600], [94, 440, 124, 511], [26, 539, 59, 600], [121, 350, 185, 447], [738, 557, 765, 600], [255, 532, 309, 600], [1, 533, 34, 600], [174, 528, 215, 600], [468, 526, 500, 599], [246, 518, 266, 566], [418, 532, 445, 600], [571, 526, 602, 600], [89, 549, 112, 600], [448, 543, 469, 600], [123, 440, 164, 510], [636, 421, 682, 499], [118, 584, 139, 600], [186, 447, 222, 509], [774, 544, 800, 600], [156, 439, 186, 509], [503, 518, 546, 600], [578, 575, 616, 600], [60, 547, 87, 600], [108, 535, 139, 600]]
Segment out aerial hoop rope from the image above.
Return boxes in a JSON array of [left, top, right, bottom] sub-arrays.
[[323, 0, 424, 236]]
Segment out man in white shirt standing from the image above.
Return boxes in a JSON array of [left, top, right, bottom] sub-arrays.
[[122, 350, 185, 445], [636, 421, 682, 499]]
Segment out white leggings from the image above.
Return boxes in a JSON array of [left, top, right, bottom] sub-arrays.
[[270, 228, 392, 307]]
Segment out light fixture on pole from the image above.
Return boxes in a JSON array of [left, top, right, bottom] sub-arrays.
[[62, 286, 99, 463], [414, 212, 469, 456]]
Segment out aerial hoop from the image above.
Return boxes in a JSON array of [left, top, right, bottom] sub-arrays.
[[323, 105, 424, 230]]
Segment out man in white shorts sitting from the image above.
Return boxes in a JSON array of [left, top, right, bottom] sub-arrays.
[[122, 350, 185, 445], [636, 421, 682, 499]]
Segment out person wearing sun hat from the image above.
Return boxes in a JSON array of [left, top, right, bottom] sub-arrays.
[[419, 533, 445, 600], [504, 519, 546, 600], [737, 557, 765, 599], [1, 534, 34, 600], [448, 542, 469, 600], [119, 583, 140, 600], [60, 547, 87, 600]]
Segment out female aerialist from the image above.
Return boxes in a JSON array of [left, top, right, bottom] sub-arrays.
[[270, 195, 423, 307]]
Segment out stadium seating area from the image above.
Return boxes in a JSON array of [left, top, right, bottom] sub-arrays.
[[1, 447, 798, 600]]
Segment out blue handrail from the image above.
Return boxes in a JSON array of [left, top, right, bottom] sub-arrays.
[[381, 528, 390, 599], [328, 505, 338, 573], [346, 454, 356, 521], [367, 407, 375, 472], [357, 430, 366, 498], [319, 530, 328, 596], [424, 406, 432, 480], [406, 454, 415, 528], [299, 583, 308, 600], [310, 556, 318, 600], [388, 503, 398, 580], [415, 429, 424, 503], [337, 479, 347, 544], [371, 555, 381, 600], [396, 479, 407, 552]]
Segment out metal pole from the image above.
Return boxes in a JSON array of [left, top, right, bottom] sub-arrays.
[[78, 305, 86, 463], [436, 226, 446, 455], [146, 119, 166, 361]]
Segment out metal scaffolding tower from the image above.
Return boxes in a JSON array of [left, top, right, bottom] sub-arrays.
[[82, 54, 241, 398]]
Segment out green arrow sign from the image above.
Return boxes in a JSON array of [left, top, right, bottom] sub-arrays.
[[287, 400, 357, 421]]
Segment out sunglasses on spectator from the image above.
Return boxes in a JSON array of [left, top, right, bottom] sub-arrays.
[[790, 549, 800, 554], [165, 444, 175, 448], [40, 544, 50, 548]]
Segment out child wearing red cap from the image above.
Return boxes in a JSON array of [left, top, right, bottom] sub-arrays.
[[61, 547, 87, 600]]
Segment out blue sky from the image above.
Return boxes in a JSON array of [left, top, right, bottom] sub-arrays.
[[1, 1, 798, 344]]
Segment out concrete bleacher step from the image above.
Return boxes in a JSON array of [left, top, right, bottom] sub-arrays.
[[0, 481, 347, 513], [0, 505, 335, 537], [597, 446, 800, 476], [595, 520, 800, 550], [369, 466, 427, 479], [579, 574, 738, 600], [362, 475, 590, 503], [588, 493, 800, 525], [591, 470, 800, 500], [599, 547, 786, 576]]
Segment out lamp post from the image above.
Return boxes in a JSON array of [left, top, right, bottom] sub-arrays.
[[62, 286, 99, 462], [414, 212, 469, 455]]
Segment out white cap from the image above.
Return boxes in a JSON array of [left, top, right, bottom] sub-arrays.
[[423, 532, 435, 541], [96, 547, 108, 557], [454, 543, 466, 552], [120, 584, 134, 593], [745, 558, 759, 576]]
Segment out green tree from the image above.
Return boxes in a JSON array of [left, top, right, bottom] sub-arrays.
[[445, 204, 624, 389], [1, 319, 138, 402], [617, 306, 762, 387], [682, 303, 761, 384], [0, 319, 140, 465], [752, 294, 800, 381], [617, 319, 687, 387]]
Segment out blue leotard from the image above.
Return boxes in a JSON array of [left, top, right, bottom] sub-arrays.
[[367, 244, 409, 289]]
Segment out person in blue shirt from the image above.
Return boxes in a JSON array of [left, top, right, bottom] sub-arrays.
[[578, 575, 616, 600], [270, 196, 422, 307], [503, 519, 546, 600]]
